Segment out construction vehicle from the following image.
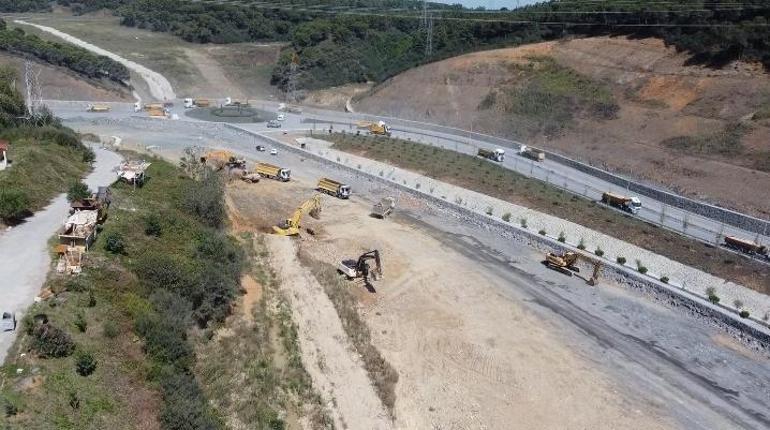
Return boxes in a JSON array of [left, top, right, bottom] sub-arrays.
[[147, 107, 167, 118], [338, 250, 383, 286], [273, 194, 322, 236], [86, 104, 110, 112], [278, 103, 302, 114], [601, 192, 642, 214], [478, 148, 505, 162], [544, 251, 602, 285], [723, 236, 769, 258], [184, 98, 211, 108], [371, 197, 395, 218], [143, 102, 164, 111], [200, 150, 245, 171], [0, 312, 15, 331], [255, 162, 290, 181], [225, 97, 251, 107], [357, 120, 391, 136], [519, 145, 545, 162], [317, 177, 351, 199]]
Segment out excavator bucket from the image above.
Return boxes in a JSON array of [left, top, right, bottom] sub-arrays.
[[309, 207, 321, 219]]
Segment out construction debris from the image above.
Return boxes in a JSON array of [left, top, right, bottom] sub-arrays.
[[371, 197, 395, 218], [117, 160, 151, 186]]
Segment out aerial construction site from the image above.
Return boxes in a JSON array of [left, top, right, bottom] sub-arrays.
[[0, 2, 769, 430]]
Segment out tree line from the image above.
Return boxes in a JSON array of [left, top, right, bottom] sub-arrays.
[[0, 19, 130, 83]]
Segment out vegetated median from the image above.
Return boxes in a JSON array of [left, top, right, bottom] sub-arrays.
[[0, 65, 94, 225], [322, 133, 770, 296]]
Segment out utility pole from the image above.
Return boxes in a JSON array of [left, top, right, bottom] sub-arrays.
[[286, 52, 300, 103], [426, 13, 434, 57]]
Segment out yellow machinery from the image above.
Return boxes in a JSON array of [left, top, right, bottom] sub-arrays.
[[273, 194, 322, 236], [255, 162, 291, 182], [200, 150, 245, 171], [356, 120, 391, 136], [143, 102, 164, 111], [317, 177, 351, 199], [545, 251, 602, 285]]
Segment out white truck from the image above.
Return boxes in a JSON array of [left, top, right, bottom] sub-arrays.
[[601, 192, 642, 214], [519, 145, 545, 162], [477, 148, 505, 162]]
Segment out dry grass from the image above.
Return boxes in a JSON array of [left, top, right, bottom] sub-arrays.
[[299, 251, 399, 416]]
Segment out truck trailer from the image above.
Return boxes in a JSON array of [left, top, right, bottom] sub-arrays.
[[86, 104, 110, 112], [723, 236, 769, 258], [317, 177, 351, 199], [477, 148, 505, 162], [255, 162, 291, 182], [519, 145, 545, 162], [601, 192, 642, 214]]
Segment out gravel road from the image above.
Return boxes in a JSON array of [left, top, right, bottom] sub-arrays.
[[0, 147, 122, 362], [13, 20, 176, 102]]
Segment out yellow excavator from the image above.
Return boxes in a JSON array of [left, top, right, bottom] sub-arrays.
[[544, 251, 602, 286], [273, 194, 322, 236]]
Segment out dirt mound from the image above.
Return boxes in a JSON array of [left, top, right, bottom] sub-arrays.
[[354, 36, 770, 217]]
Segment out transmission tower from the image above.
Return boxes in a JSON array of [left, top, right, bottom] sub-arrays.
[[421, 0, 427, 28], [425, 13, 434, 57], [286, 52, 300, 103], [24, 61, 43, 115]]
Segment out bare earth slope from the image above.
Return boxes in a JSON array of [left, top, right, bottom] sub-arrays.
[[354, 36, 770, 218]]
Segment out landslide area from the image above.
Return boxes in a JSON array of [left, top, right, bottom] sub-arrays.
[[354, 36, 770, 218]]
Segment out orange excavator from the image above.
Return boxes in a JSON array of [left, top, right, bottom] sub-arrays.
[[544, 251, 602, 286]]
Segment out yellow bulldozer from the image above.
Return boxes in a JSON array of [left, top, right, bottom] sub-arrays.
[[273, 194, 322, 236], [544, 251, 602, 286]]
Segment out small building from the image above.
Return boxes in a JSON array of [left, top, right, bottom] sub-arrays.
[[0, 140, 9, 171]]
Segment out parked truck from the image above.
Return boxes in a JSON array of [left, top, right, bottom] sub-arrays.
[[357, 120, 391, 137], [519, 145, 545, 162], [477, 148, 505, 162], [184, 98, 211, 108], [371, 197, 395, 218], [601, 192, 642, 214], [86, 104, 110, 112], [255, 162, 291, 182], [225, 97, 251, 107], [723, 236, 769, 258], [316, 177, 351, 199]]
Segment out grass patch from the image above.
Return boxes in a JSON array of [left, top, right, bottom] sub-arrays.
[[325, 133, 770, 296], [299, 252, 399, 417], [479, 57, 618, 137], [661, 122, 749, 156]]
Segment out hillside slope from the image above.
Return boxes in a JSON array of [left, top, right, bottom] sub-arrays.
[[354, 36, 770, 218]]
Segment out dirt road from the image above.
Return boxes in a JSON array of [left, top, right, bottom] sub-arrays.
[[0, 147, 121, 362], [266, 235, 392, 430], [14, 20, 176, 102]]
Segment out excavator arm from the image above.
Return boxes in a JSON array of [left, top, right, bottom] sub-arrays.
[[273, 195, 322, 236]]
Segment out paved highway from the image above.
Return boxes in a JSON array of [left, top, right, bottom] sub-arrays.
[[46, 99, 770, 265]]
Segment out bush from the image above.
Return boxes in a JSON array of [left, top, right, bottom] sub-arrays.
[[0, 188, 30, 221], [557, 231, 566, 243], [104, 232, 126, 255], [577, 238, 586, 250], [82, 147, 96, 163], [67, 181, 91, 203], [87, 290, 96, 307], [144, 213, 163, 237], [75, 350, 97, 376], [636, 260, 647, 274], [616, 256, 626, 265], [660, 276, 669, 284], [32, 323, 75, 358], [74, 312, 87, 333], [485, 206, 493, 216], [739, 310, 750, 319], [181, 171, 225, 228], [595, 248, 604, 257], [103, 320, 119, 339], [708, 294, 720, 304], [520, 217, 527, 229], [502, 212, 511, 222], [538, 229, 546, 235], [4, 398, 18, 417]]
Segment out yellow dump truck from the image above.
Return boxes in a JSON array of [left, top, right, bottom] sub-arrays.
[[357, 120, 391, 136], [86, 104, 110, 112], [519, 145, 545, 162], [147, 107, 167, 118], [317, 177, 351, 199], [143, 102, 164, 111], [255, 162, 291, 182]]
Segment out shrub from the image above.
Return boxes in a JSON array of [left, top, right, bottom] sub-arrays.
[[87, 290, 96, 307], [616, 256, 627, 265], [32, 323, 75, 358], [144, 213, 162, 237], [660, 276, 669, 284], [75, 351, 97, 376], [762, 312, 769, 322], [595, 248, 604, 257], [636, 260, 647, 274], [577, 238, 586, 250], [82, 147, 96, 163], [67, 181, 91, 203], [181, 171, 225, 228], [0, 188, 30, 221], [415, 182, 421, 190], [103, 320, 119, 339], [4, 398, 18, 417], [74, 312, 87, 333], [520, 218, 527, 229], [708, 294, 720, 304], [538, 229, 546, 235], [557, 231, 566, 243], [739, 310, 750, 319], [502, 212, 511, 222], [104, 232, 126, 255]]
